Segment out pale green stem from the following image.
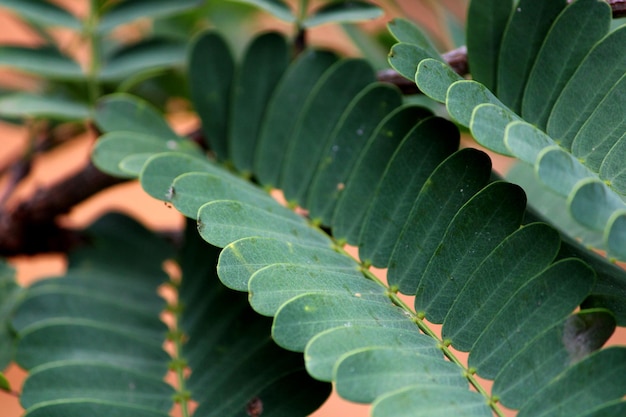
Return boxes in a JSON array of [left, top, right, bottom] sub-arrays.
[[332, 241, 506, 417]]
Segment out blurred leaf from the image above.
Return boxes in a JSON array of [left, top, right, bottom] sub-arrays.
[[0, 46, 83, 80], [0, 0, 82, 30], [0, 93, 90, 120], [99, 39, 187, 81], [303, 1, 383, 28], [341, 23, 389, 70], [228, 0, 295, 22], [98, 0, 204, 33]]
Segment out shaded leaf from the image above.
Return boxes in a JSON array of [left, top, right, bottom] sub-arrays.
[[359, 116, 459, 267], [517, 347, 626, 417], [280, 58, 376, 204], [188, 31, 235, 158], [547, 26, 626, 150], [466, 0, 513, 92], [493, 309, 616, 409], [496, 0, 567, 112], [0, 261, 21, 369], [229, 32, 289, 173], [521, 0, 610, 128]]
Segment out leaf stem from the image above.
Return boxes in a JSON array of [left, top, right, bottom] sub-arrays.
[[167, 281, 191, 417], [332, 241, 506, 417]]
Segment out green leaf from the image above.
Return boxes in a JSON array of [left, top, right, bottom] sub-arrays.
[[280, 58, 376, 205], [496, 0, 567, 112], [571, 74, 626, 171], [388, 148, 492, 295], [198, 200, 330, 248], [335, 347, 466, 403], [255, 49, 339, 187], [0, 93, 90, 120], [218, 237, 359, 291], [414, 58, 462, 103], [21, 363, 173, 411], [0, 261, 21, 369], [359, 116, 459, 267], [446, 80, 505, 127], [443, 223, 561, 352], [99, 38, 187, 81], [517, 347, 626, 417], [469, 103, 519, 156], [387, 18, 440, 58], [521, 0, 610, 129], [306, 83, 403, 225], [371, 385, 492, 417], [0, 46, 83, 79], [607, 211, 626, 260], [493, 309, 616, 409], [600, 133, 626, 194], [92, 132, 190, 178], [303, 1, 383, 28], [504, 121, 554, 164], [229, 32, 289, 174], [536, 146, 595, 197], [0, 0, 81, 29], [170, 171, 288, 219], [188, 31, 235, 158], [179, 222, 331, 416], [547, 26, 626, 150], [98, 0, 204, 33], [388, 43, 440, 81], [570, 179, 626, 231], [272, 293, 415, 352], [0, 372, 8, 391], [249, 265, 376, 316], [466, 0, 513, 93], [305, 326, 439, 381], [332, 105, 432, 244], [228, 0, 295, 23], [139, 152, 225, 201], [469, 259, 595, 379], [24, 401, 171, 417], [416, 182, 527, 323]]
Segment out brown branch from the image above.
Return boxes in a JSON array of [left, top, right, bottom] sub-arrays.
[[610, 0, 626, 17], [0, 161, 125, 256]]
